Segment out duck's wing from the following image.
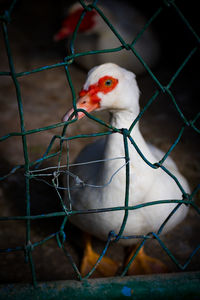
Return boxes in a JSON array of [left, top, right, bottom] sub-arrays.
[[68, 137, 106, 189]]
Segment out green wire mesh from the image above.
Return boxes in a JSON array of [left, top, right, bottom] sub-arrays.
[[0, 0, 200, 287]]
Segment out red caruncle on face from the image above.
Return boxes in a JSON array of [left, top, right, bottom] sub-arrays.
[[79, 76, 118, 104]]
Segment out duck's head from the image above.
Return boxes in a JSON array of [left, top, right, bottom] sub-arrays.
[[54, 3, 106, 41], [63, 63, 140, 122]]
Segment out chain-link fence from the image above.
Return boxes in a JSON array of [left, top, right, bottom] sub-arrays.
[[0, 0, 199, 292]]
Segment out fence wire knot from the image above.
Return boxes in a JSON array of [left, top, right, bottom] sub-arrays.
[[56, 230, 66, 248], [24, 240, 34, 263], [163, 0, 174, 7]]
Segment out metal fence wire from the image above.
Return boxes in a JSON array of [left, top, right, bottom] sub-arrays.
[[0, 0, 200, 288]]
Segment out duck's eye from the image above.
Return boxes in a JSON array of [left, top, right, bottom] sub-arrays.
[[98, 76, 118, 93], [104, 79, 112, 86]]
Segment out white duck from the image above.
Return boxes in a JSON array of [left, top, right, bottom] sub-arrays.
[[63, 63, 190, 276], [55, 1, 160, 75]]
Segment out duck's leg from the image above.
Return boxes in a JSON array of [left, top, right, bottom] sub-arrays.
[[80, 233, 119, 277], [125, 245, 168, 275]]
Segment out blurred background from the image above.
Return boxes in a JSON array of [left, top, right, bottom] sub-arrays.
[[0, 0, 199, 283]]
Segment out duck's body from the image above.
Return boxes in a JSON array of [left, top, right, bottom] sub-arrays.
[[63, 63, 189, 274], [68, 114, 189, 246], [55, 1, 160, 74], [64, 63, 189, 245]]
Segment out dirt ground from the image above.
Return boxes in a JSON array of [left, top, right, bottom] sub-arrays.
[[0, 0, 199, 283]]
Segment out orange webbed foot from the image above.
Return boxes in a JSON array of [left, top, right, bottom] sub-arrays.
[[125, 245, 168, 275], [80, 233, 119, 277]]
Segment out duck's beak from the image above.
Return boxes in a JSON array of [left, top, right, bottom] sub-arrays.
[[62, 94, 100, 122]]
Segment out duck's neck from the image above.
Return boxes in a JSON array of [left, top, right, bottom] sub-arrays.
[[105, 110, 155, 162], [110, 110, 139, 131]]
